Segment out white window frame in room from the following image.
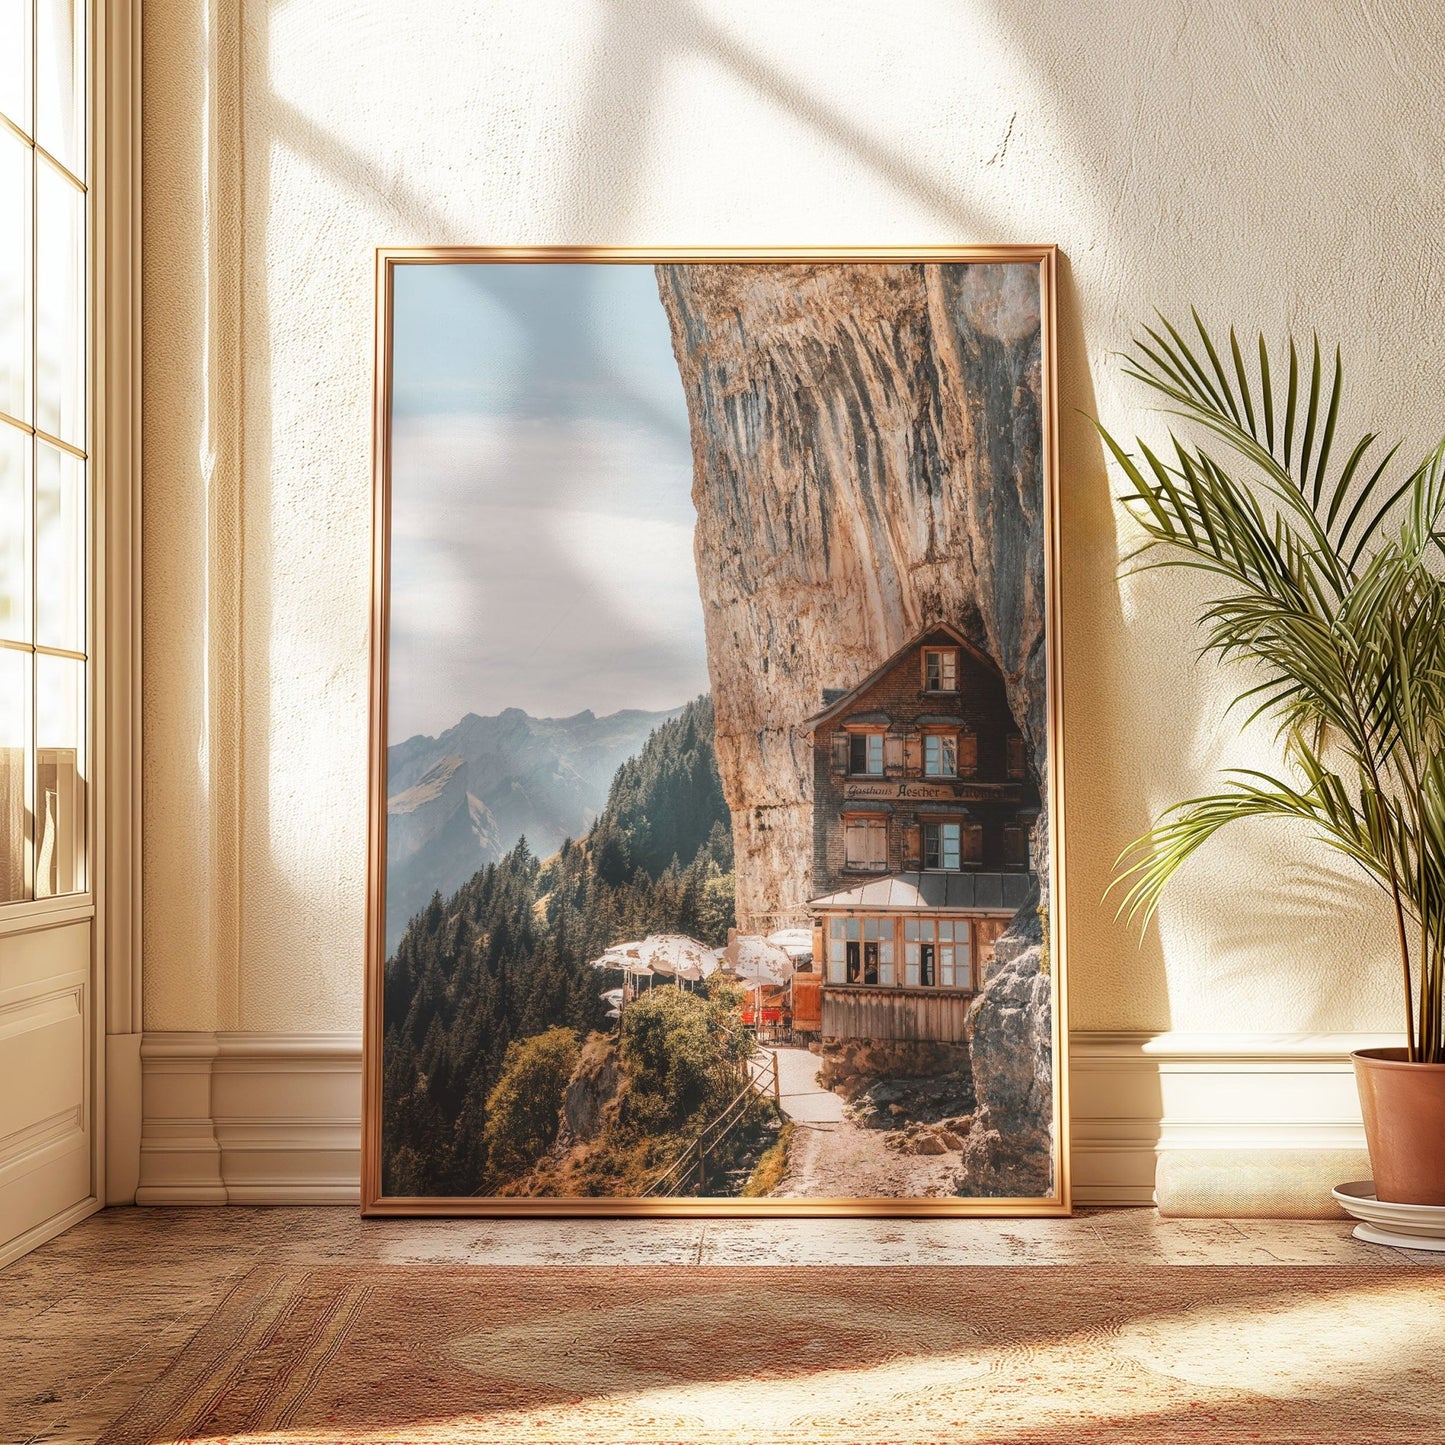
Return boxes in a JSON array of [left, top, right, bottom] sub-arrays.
[[0, 0, 141, 1267]]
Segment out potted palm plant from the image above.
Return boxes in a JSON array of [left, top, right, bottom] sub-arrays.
[[1100, 312, 1445, 1205]]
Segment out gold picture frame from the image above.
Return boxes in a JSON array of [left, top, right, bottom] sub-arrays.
[[364, 246, 1069, 1216]]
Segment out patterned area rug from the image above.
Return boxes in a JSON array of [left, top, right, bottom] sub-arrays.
[[101, 1264, 1445, 1444]]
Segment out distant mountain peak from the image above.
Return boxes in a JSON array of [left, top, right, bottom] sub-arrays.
[[388, 754, 467, 816], [383, 700, 695, 955]]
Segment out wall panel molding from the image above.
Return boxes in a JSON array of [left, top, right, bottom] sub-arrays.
[[138, 1028, 1387, 1213]]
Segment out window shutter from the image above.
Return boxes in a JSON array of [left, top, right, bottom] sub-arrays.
[[884, 734, 904, 771], [958, 731, 978, 776], [1007, 734, 1026, 779], [812, 924, 824, 964], [904, 733, 922, 775], [963, 822, 984, 864], [831, 731, 849, 774], [1004, 824, 1028, 868], [903, 823, 922, 869]]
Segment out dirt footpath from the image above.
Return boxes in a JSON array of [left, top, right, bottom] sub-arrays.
[[762, 1046, 963, 1199]]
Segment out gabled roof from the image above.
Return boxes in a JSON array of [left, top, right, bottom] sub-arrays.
[[809, 870, 1034, 913], [804, 622, 1001, 732]]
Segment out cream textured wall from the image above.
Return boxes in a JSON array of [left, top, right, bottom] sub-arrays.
[[141, 0, 1445, 1038]]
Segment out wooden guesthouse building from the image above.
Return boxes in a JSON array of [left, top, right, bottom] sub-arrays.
[[796, 624, 1039, 1059]]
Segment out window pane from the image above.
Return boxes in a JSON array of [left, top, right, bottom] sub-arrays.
[[35, 650, 83, 896], [0, 0, 31, 135], [0, 125, 30, 421], [0, 646, 29, 902], [0, 423, 28, 642], [35, 441, 83, 650], [35, 157, 84, 446], [36, 0, 84, 179]]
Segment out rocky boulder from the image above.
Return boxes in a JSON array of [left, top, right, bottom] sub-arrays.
[[555, 1032, 626, 1150], [957, 946, 1053, 1196]]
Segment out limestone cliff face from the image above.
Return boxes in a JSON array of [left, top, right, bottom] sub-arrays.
[[658, 261, 1053, 1196], [656, 262, 1048, 929]]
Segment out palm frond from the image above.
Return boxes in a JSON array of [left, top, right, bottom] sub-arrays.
[[1101, 311, 1445, 1060]]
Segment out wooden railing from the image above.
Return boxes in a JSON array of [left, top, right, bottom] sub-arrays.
[[641, 1051, 782, 1198]]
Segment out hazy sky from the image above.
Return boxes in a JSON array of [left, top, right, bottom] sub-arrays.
[[387, 263, 709, 741]]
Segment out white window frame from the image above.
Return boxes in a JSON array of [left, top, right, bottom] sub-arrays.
[[923, 732, 957, 778], [923, 819, 961, 870], [848, 730, 885, 777], [824, 913, 898, 986], [902, 917, 974, 990], [0, 0, 143, 1262], [922, 647, 959, 692]]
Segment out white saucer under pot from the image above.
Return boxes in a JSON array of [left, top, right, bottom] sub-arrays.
[[1333, 1180, 1445, 1252]]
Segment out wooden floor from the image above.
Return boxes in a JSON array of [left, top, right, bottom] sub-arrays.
[[3, 1206, 1442, 1444]]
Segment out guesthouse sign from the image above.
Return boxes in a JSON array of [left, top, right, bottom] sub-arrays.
[[842, 780, 1006, 802]]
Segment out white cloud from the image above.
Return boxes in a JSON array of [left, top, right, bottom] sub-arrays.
[[386, 412, 708, 738]]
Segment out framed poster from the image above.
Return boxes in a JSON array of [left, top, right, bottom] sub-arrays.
[[363, 248, 1068, 1215]]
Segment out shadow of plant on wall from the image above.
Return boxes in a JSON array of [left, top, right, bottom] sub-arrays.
[[1102, 312, 1445, 1064]]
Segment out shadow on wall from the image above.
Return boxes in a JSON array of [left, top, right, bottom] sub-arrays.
[[153, 0, 1426, 1048]]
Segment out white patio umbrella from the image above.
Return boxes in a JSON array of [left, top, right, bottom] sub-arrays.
[[722, 933, 797, 1036], [598, 987, 624, 1006], [589, 948, 655, 1008], [723, 933, 796, 986], [767, 927, 815, 961], [589, 949, 654, 978], [622, 934, 719, 983]]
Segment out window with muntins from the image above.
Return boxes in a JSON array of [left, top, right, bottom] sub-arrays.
[[826, 915, 897, 986], [849, 732, 884, 776], [924, 820, 961, 870], [923, 733, 957, 777], [0, 1, 89, 904], [923, 647, 959, 692], [902, 917, 973, 989]]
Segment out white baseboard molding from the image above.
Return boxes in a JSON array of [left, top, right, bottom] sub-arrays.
[[136, 1029, 1391, 1214], [137, 1032, 361, 1205], [1070, 1031, 1392, 1215]]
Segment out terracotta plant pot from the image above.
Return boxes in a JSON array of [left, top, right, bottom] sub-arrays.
[[1352, 1048, 1445, 1205]]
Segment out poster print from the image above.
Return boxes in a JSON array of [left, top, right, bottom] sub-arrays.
[[364, 248, 1067, 1215]]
